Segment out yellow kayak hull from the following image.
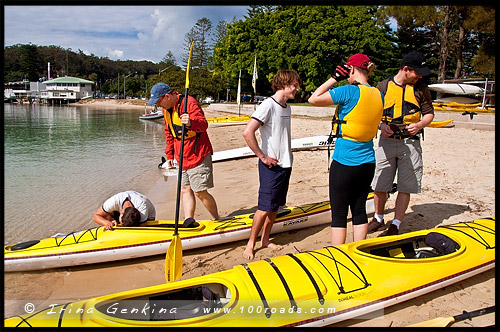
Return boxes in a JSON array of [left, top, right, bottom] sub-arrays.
[[207, 115, 251, 124], [432, 102, 495, 113], [428, 119, 454, 128], [5, 217, 494, 327]]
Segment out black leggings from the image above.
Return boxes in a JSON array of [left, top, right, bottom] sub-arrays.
[[329, 160, 375, 228]]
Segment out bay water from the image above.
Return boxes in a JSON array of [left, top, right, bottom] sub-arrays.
[[3, 103, 175, 245]]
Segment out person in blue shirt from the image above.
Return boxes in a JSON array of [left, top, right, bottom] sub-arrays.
[[308, 53, 384, 245]]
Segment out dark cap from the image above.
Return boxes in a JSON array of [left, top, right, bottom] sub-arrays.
[[401, 51, 431, 76], [147, 83, 172, 106]]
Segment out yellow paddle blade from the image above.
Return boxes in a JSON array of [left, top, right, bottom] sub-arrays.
[[407, 317, 455, 327], [185, 41, 194, 89], [165, 235, 182, 283]]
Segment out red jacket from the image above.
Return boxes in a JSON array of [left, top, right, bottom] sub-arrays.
[[164, 93, 213, 170]]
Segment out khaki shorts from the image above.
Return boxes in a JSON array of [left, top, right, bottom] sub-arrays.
[[371, 135, 423, 194], [181, 154, 214, 192]]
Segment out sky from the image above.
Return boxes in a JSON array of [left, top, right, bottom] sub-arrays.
[[3, 5, 249, 64]]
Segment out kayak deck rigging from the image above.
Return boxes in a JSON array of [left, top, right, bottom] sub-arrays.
[[438, 219, 495, 249], [305, 247, 370, 295]]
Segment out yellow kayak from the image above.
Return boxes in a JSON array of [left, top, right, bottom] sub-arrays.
[[433, 102, 482, 108], [206, 115, 250, 125], [427, 119, 454, 128], [432, 103, 495, 113], [5, 196, 374, 271], [5, 217, 494, 327]]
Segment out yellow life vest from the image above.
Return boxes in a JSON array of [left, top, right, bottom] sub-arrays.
[[332, 84, 383, 143], [163, 95, 197, 140], [381, 80, 421, 124]]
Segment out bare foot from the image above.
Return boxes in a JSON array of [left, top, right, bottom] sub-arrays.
[[261, 242, 282, 250], [243, 244, 254, 260]]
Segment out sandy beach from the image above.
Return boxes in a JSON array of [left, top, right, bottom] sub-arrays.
[[4, 100, 495, 327]]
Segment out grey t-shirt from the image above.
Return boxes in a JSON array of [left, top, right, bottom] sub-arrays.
[[251, 97, 292, 168]]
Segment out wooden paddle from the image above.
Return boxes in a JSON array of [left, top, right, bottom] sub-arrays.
[[407, 306, 495, 327], [165, 41, 194, 283]]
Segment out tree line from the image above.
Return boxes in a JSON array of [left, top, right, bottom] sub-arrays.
[[4, 5, 495, 102]]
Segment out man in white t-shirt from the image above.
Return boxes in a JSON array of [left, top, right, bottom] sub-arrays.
[[242, 69, 302, 259], [92, 191, 156, 230]]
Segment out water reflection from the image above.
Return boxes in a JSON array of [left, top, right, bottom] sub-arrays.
[[4, 103, 168, 244]]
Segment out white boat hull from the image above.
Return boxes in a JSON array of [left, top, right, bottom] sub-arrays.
[[159, 135, 334, 170], [429, 83, 484, 95]]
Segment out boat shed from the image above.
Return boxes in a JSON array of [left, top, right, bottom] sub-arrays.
[[40, 76, 94, 104]]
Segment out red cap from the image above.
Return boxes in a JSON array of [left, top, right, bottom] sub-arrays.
[[346, 53, 371, 70]]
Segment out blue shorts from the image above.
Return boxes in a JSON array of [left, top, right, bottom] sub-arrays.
[[257, 160, 292, 212]]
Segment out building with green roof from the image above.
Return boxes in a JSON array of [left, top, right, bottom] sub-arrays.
[[40, 76, 95, 103]]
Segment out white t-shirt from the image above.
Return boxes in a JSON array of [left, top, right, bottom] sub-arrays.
[[251, 97, 292, 168], [102, 191, 156, 223]]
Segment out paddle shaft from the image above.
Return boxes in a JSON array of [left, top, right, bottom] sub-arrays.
[[173, 41, 194, 236], [453, 306, 495, 324], [408, 306, 495, 327], [173, 89, 189, 235]]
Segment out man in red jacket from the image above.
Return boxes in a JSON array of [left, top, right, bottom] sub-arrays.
[[148, 83, 219, 221]]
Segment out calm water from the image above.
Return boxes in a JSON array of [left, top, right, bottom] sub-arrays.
[[4, 103, 173, 244]]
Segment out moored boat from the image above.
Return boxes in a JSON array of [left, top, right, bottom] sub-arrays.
[[139, 111, 164, 120], [429, 83, 484, 96], [139, 106, 164, 120], [5, 217, 494, 327]]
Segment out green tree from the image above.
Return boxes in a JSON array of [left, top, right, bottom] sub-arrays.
[[379, 5, 495, 81], [160, 51, 177, 66], [213, 6, 395, 100], [245, 5, 276, 18], [182, 18, 213, 69], [19, 43, 42, 81], [463, 6, 495, 78], [213, 20, 228, 46]]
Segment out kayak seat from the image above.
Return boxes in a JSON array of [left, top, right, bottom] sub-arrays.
[[149, 285, 224, 321], [151, 300, 214, 320], [370, 241, 416, 258], [414, 250, 439, 259], [137, 220, 200, 229], [216, 208, 291, 223]]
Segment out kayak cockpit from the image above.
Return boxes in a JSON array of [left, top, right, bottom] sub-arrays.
[[357, 232, 460, 259], [95, 283, 231, 321], [5, 240, 41, 251]]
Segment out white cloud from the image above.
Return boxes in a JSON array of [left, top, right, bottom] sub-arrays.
[[107, 49, 124, 59], [4, 6, 248, 63]]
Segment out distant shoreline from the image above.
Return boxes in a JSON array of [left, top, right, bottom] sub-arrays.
[[74, 98, 150, 109]]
